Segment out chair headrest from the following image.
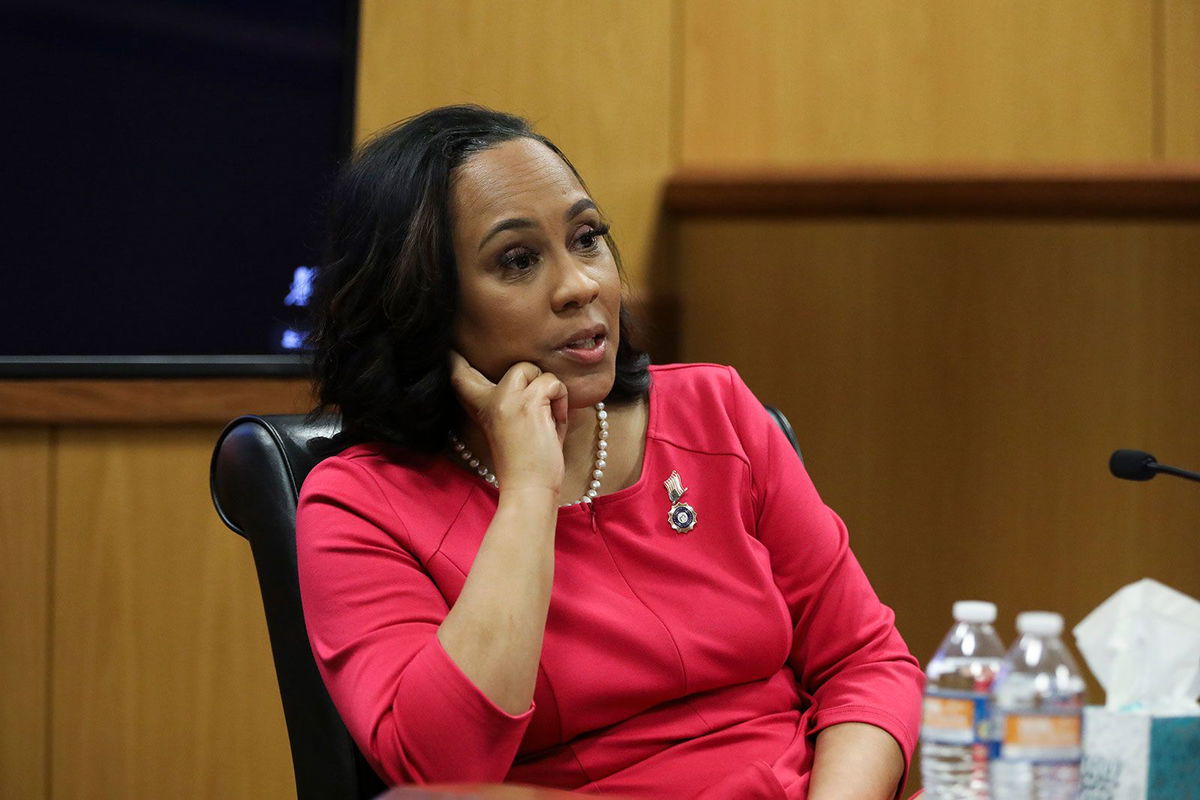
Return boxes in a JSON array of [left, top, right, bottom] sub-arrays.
[[209, 414, 342, 537]]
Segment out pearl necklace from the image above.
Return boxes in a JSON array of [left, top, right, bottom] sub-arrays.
[[449, 403, 608, 507]]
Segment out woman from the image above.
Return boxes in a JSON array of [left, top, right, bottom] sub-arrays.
[[298, 105, 923, 799]]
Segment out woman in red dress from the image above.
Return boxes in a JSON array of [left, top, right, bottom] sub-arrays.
[[297, 105, 923, 799]]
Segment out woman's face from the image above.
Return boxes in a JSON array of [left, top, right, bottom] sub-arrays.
[[450, 137, 621, 408]]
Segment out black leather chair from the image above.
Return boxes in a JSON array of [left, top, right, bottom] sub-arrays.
[[209, 406, 801, 800], [211, 414, 386, 800]]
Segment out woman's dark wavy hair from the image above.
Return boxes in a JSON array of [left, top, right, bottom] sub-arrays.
[[308, 105, 651, 451]]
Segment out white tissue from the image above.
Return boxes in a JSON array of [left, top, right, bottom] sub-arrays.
[[1073, 578, 1200, 714]]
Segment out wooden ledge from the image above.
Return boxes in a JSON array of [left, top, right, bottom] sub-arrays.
[[663, 164, 1200, 218], [0, 379, 314, 424]]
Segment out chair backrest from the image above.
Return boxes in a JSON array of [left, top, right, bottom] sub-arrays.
[[209, 404, 801, 799], [210, 414, 387, 800], [763, 405, 803, 463]]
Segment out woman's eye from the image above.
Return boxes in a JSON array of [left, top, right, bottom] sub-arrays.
[[575, 222, 610, 252], [499, 248, 538, 272]]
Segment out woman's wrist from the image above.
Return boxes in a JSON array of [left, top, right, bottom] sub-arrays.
[[492, 485, 561, 541], [497, 484, 560, 507]]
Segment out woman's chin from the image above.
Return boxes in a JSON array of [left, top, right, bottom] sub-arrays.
[[565, 371, 616, 409]]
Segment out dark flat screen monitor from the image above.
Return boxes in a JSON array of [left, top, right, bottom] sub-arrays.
[[3, 0, 357, 376]]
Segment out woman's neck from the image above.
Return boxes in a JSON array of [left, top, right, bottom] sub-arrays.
[[562, 402, 601, 454]]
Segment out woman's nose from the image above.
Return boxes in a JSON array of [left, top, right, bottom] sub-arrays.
[[551, 256, 600, 311]]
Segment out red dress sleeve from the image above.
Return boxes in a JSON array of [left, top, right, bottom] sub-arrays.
[[725, 367, 925, 789], [296, 455, 533, 785]]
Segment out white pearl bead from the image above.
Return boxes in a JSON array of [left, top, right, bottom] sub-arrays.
[[599, 420, 609, 431], [597, 449, 607, 460], [597, 409, 608, 420], [468, 458, 479, 468], [593, 469, 603, 479], [477, 466, 487, 476], [590, 479, 601, 489], [586, 489, 598, 498], [453, 441, 465, 452], [596, 459, 606, 469], [599, 430, 608, 440]]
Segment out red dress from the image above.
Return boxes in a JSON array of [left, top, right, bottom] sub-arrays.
[[297, 364, 924, 798]]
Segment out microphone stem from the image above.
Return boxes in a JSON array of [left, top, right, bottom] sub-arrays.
[[1153, 463, 1200, 483]]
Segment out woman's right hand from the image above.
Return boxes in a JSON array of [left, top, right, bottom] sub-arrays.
[[448, 351, 569, 496]]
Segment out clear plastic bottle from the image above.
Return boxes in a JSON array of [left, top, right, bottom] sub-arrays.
[[989, 612, 1085, 800], [921, 600, 1006, 799]]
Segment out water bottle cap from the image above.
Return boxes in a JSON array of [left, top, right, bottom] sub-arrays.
[[952, 600, 997, 623], [1016, 611, 1063, 636]]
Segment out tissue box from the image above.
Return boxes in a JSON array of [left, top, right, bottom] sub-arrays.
[[1082, 706, 1200, 800]]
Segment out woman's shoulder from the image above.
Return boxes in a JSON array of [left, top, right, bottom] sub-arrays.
[[300, 440, 462, 507], [646, 362, 765, 451], [648, 362, 758, 409], [649, 361, 738, 394], [649, 361, 732, 381], [306, 439, 420, 476]]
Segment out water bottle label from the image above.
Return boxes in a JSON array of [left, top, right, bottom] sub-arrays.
[[999, 712, 1082, 762], [922, 691, 989, 745]]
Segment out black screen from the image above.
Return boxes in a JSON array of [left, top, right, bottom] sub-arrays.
[[3, 0, 356, 374]]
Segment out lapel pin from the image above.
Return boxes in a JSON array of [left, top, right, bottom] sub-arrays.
[[663, 470, 697, 533]]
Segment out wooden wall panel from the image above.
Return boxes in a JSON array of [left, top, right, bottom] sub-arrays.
[[676, 219, 1200, 695], [1165, 0, 1200, 158], [355, 0, 674, 287], [49, 426, 293, 799], [0, 428, 52, 800], [0, 379, 312, 424], [681, 0, 1155, 164]]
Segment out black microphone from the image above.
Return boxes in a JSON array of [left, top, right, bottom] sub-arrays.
[[1109, 449, 1200, 483]]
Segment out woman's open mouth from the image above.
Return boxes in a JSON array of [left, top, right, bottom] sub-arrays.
[[555, 330, 608, 364], [563, 334, 602, 350]]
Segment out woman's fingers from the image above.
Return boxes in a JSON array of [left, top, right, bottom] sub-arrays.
[[448, 356, 570, 492], [550, 384, 569, 445], [526, 372, 569, 446], [496, 361, 544, 392], [532, 372, 569, 422], [450, 353, 567, 437], [448, 350, 490, 395], [448, 350, 510, 419]]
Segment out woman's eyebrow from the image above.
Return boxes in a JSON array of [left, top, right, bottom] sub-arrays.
[[564, 197, 597, 220], [478, 218, 534, 251], [478, 198, 598, 252]]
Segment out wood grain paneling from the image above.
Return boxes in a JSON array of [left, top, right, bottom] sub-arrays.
[[664, 164, 1200, 217], [0, 379, 312, 424], [681, 0, 1155, 164], [355, 0, 674, 287], [50, 426, 293, 799], [1165, 0, 1200, 158], [676, 219, 1200, 697], [0, 428, 52, 800]]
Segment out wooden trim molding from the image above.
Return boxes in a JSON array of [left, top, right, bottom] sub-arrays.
[[0, 379, 314, 424], [663, 164, 1200, 217]]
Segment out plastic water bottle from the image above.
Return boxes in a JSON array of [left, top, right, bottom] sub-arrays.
[[921, 600, 1006, 799], [989, 611, 1085, 800]]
